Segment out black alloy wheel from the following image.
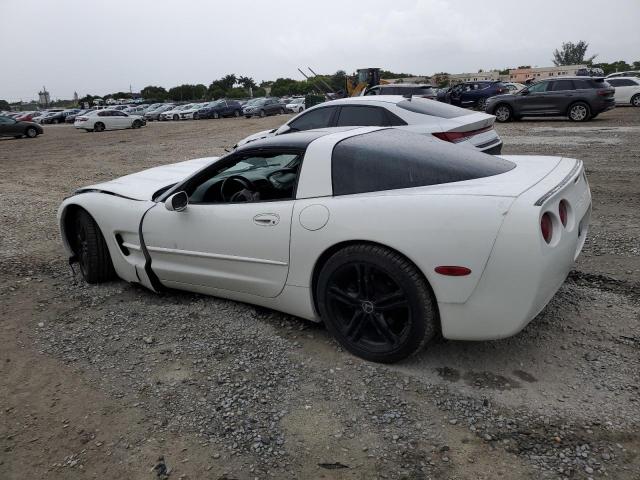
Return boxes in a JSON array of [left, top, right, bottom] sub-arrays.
[[234, 110, 240, 117], [317, 244, 436, 363], [476, 97, 488, 111], [72, 209, 115, 283], [94, 122, 105, 132]]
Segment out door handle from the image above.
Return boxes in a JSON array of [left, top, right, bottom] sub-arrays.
[[253, 213, 280, 226]]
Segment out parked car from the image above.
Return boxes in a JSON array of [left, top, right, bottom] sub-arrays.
[[145, 104, 175, 121], [285, 98, 305, 113], [180, 103, 208, 120], [605, 77, 640, 107], [485, 77, 615, 122], [503, 82, 526, 94], [605, 70, 640, 79], [236, 95, 502, 154], [58, 126, 591, 363], [66, 109, 93, 123], [74, 110, 146, 132], [34, 109, 64, 124], [364, 83, 436, 99], [444, 81, 509, 110], [243, 98, 285, 117], [195, 100, 243, 119], [41, 109, 80, 124], [123, 105, 147, 116], [576, 67, 605, 77], [161, 104, 195, 121], [0, 115, 44, 138], [15, 111, 39, 122]]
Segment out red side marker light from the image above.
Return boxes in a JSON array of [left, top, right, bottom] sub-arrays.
[[435, 266, 472, 276]]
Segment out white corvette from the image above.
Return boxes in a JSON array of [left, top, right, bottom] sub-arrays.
[[58, 127, 591, 363]]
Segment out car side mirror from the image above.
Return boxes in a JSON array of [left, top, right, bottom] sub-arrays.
[[521, 89, 529, 95], [165, 191, 188, 212]]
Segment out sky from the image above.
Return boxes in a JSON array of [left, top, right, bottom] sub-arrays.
[[1, 0, 639, 102]]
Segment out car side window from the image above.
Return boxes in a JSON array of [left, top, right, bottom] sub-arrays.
[[288, 106, 337, 131], [336, 106, 390, 127], [550, 80, 574, 91], [0, 116, 15, 124], [185, 151, 303, 204], [527, 82, 549, 93]]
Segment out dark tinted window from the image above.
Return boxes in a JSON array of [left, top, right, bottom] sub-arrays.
[[573, 80, 594, 89], [609, 78, 637, 87], [336, 106, 389, 127], [527, 82, 549, 93], [550, 80, 574, 91], [289, 106, 337, 131], [331, 129, 515, 196]]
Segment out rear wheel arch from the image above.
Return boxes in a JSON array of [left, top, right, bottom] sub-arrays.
[[310, 240, 440, 325]]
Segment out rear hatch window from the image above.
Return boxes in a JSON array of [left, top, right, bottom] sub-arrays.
[[332, 129, 514, 195]]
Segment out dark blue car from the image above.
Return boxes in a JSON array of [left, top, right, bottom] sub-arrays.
[[442, 81, 508, 110], [195, 99, 243, 119]]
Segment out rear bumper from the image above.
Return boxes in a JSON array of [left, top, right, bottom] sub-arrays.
[[439, 159, 591, 340], [480, 140, 502, 155]]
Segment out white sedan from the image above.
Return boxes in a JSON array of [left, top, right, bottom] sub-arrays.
[[605, 77, 640, 107], [160, 104, 195, 121], [74, 110, 146, 132], [236, 96, 503, 154], [286, 98, 305, 113], [58, 127, 591, 363], [179, 103, 208, 120]]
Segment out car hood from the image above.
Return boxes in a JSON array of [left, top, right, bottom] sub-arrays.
[[76, 157, 217, 201]]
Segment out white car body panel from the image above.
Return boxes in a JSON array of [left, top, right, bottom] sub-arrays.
[[607, 77, 640, 105], [74, 111, 144, 131], [58, 128, 591, 342], [236, 96, 502, 153]]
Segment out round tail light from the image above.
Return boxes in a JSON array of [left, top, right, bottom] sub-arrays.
[[559, 200, 568, 227], [541, 213, 553, 244]]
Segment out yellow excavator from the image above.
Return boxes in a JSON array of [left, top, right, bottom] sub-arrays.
[[344, 68, 389, 96]]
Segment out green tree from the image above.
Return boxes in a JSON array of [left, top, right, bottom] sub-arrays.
[[238, 76, 256, 90], [552, 41, 597, 66], [0, 99, 10, 111], [141, 85, 167, 100]]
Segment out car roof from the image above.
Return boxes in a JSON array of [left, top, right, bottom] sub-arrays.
[[377, 83, 434, 88], [234, 127, 365, 151], [606, 76, 639, 81], [321, 95, 409, 106]]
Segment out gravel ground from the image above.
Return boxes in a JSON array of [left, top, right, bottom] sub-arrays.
[[1, 109, 638, 479]]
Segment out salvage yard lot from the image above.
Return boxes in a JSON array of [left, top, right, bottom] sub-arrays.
[[1, 109, 639, 479]]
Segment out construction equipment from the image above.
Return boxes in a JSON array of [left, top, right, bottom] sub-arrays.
[[344, 68, 386, 97]]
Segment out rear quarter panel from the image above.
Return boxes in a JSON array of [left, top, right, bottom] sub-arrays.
[[288, 193, 514, 305]]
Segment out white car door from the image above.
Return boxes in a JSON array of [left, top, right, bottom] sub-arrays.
[[112, 111, 131, 129], [141, 149, 303, 298]]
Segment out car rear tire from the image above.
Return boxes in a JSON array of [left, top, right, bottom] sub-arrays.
[[568, 102, 591, 122], [193, 113, 200, 120], [71, 209, 116, 284], [316, 244, 437, 363], [259, 109, 266, 118], [132, 119, 142, 128], [213, 112, 220, 119], [94, 122, 105, 132], [244, 115, 251, 119], [279, 107, 285, 114], [25, 127, 38, 138], [173, 114, 179, 121], [476, 98, 488, 111], [494, 104, 512, 122], [52, 119, 59, 124], [632, 94, 640, 107], [234, 110, 240, 117]]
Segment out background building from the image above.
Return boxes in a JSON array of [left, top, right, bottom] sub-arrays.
[[503, 65, 586, 83]]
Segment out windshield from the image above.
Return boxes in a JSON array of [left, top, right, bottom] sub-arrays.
[[291, 98, 304, 104]]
